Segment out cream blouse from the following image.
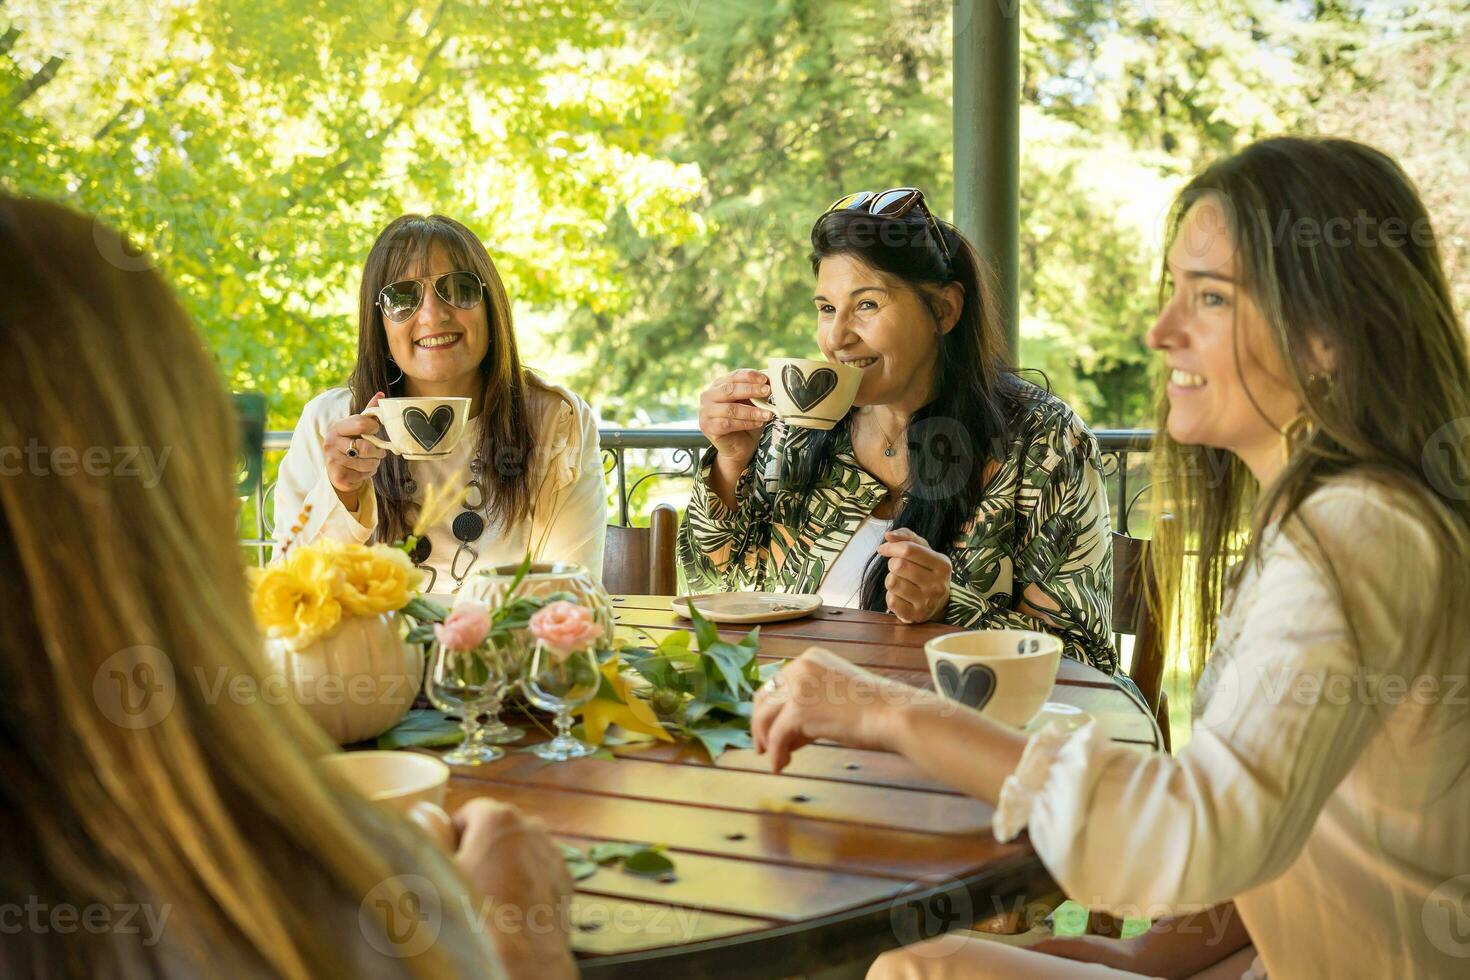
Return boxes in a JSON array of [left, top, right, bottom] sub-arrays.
[[273, 381, 606, 595], [995, 477, 1470, 979]]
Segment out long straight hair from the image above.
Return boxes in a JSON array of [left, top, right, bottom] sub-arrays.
[[794, 207, 1023, 611], [350, 214, 537, 544], [0, 197, 496, 977], [1149, 137, 1470, 678]]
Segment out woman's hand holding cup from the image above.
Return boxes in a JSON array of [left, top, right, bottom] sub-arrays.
[[324, 391, 387, 512], [698, 370, 774, 508]]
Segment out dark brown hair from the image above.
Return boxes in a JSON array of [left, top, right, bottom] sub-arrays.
[[350, 214, 536, 544], [796, 205, 1022, 612]]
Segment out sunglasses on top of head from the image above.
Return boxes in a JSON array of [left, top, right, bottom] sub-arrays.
[[376, 271, 486, 323], [824, 187, 952, 266]]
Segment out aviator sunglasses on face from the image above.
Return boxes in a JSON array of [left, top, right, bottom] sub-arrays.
[[824, 187, 952, 266], [376, 270, 486, 323]]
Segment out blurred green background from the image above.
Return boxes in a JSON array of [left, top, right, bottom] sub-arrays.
[[6, 0, 1466, 432]]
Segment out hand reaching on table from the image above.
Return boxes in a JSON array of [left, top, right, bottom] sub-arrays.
[[751, 647, 939, 774], [452, 798, 577, 980]]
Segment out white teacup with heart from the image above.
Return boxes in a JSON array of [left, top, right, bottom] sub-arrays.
[[360, 397, 471, 460], [924, 629, 1063, 728], [750, 357, 864, 430]]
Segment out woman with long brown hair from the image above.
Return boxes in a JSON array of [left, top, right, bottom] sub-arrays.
[[275, 214, 605, 596], [0, 196, 577, 978], [752, 137, 1470, 978]]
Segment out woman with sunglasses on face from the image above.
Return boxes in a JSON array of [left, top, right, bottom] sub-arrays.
[[753, 139, 1470, 979], [275, 214, 605, 595], [681, 189, 1117, 671]]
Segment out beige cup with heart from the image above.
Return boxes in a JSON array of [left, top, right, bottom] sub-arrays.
[[750, 357, 864, 430], [360, 396, 471, 460], [924, 629, 1063, 728], [321, 750, 458, 852]]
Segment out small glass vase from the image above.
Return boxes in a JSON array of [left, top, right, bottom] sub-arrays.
[[472, 633, 527, 746], [464, 561, 615, 637], [426, 642, 503, 766], [522, 639, 601, 761]]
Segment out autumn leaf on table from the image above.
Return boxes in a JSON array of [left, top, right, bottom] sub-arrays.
[[576, 658, 674, 746]]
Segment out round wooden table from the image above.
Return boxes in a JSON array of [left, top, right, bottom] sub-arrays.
[[443, 596, 1163, 979]]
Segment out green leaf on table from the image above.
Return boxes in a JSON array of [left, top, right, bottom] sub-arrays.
[[588, 842, 647, 865], [701, 639, 756, 697], [403, 596, 449, 623], [558, 843, 599, 882], [690, 724, 752, 761], [376, 709, 461, 749], [657, 630, 694, 657], [622, 848, 676, 879], [631, 656, 685, 692], [685, 598, 721, 654]]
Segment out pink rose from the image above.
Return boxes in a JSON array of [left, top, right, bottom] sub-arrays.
[[529, 600, 604, 654], [434, 603, 492, 651]]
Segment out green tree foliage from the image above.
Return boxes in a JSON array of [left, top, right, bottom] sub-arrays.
[[3, 0, 1464, 430]]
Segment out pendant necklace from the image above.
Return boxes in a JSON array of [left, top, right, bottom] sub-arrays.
[[402, 452, 489, 594], [871, 410, 904, 458]]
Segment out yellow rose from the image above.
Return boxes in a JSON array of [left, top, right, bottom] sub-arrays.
[[249, 546, 345, 644], [333, 543, 421, 617]]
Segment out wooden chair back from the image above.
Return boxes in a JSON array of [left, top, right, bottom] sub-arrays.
[[1111, 519, 1173, 750], [602, 503, 679, 596]]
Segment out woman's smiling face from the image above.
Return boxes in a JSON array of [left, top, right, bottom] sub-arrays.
[[813, 253, 956, 410], [1146, 197, 1302, 472], [380, 244, 491, 394]]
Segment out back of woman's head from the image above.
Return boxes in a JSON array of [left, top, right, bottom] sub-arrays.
[[0, 196, 486, 977], [1150, 137, 1470, 669]]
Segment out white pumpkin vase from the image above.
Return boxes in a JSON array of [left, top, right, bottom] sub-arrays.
[[263, 611, 424, 744]]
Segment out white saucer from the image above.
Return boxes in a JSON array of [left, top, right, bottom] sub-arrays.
[[1023, 702, 1093, 735], [671, 592, 823, 624]]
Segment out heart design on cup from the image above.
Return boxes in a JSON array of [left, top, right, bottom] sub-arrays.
[[935, 660, 998, 710], [403, 405, 455, 451], [782, 364, 840, 413]]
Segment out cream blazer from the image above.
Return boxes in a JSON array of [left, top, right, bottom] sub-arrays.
[[996, 476, 1470, 979], [273, 380, 606, 595]]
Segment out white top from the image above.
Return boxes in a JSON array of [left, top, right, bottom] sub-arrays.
[[273, 381, 607, 596], [817, 516, 893, 608], [994, 477, 1470, 979]]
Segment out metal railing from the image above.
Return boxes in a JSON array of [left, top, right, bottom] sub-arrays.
[[242, 428, 1154, 562]]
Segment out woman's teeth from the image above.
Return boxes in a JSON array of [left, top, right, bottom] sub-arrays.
[[1171, 369, 1205, 388], [416, 334, 461, 350], [845, 357, 879, 369]]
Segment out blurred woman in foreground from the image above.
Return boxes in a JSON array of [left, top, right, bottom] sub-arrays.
[[0, 196, 576, 978]]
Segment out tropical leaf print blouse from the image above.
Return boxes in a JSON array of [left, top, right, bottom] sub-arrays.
[[678, 385, 1117, 672]]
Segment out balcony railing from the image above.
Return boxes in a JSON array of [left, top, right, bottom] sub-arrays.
[[242, 428, 1154, 563]]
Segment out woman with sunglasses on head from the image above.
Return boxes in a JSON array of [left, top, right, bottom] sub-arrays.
[[681, 188, 1116, 671], [753, 139, 1470, 979], [275, 214, 606, 596]]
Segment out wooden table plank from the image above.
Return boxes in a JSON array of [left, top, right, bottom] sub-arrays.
[[455, 753, 993, 835], [438, 594, 1161, 976], [556, 834, 906, 922], [444, 781, 1024, 880], [617, 620, 1119, 690], [569, 894, 773, 956], [600, 740, 967, 795]]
